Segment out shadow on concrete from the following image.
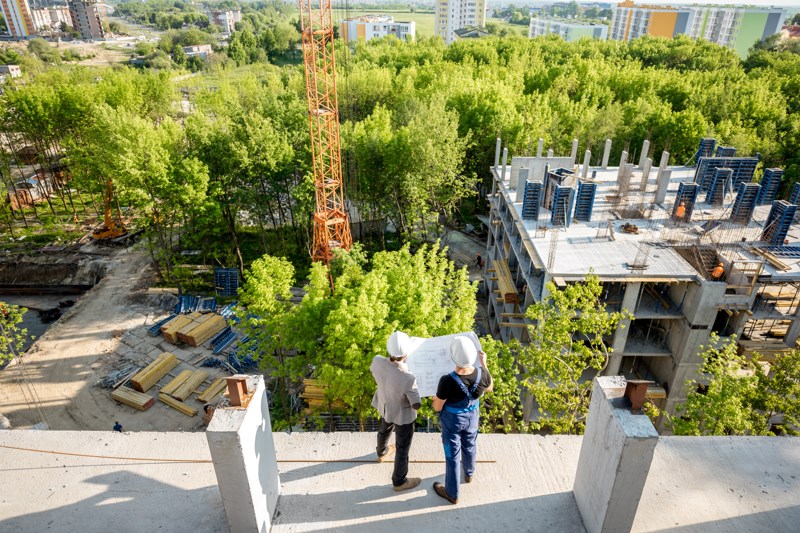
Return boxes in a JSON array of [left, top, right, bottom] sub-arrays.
[[650, 505, 800, 533], [277, 452, 379, 484], [0, 469, 226, 533]]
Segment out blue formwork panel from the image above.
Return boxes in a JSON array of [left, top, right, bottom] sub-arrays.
[[696, 138, 717, 165], [695, 157, 759, 191], [550, 186, 575, 227], [789, 183, 800, 205], [760, 245, 800, 258], [730, 183, 761, 225], [757, 168, 783, 206], [715, 146, 737, 158], [521, 181, 542, 221], [214, 268, 239, 297], [762, 200, 797, 245], [672, 182, 699, 221], [705, 168, 732, 205], [574, 181, 597, 221]]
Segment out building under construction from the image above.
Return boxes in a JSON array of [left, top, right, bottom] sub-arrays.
[[485, 135, 800, 429]]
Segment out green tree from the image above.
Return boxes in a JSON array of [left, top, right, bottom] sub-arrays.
[[0, 303, 29, 362], [479, 336, 528, 433], [520, 274, 630, 434], [27, 38, 60, 64]]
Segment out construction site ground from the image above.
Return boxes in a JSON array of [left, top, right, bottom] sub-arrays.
[[0, 245, 228, 431], [0, 229, 488, 432]]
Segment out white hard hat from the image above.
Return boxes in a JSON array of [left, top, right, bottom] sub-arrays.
[[387, 331, 410, 357], [450, 336, 477, 368]]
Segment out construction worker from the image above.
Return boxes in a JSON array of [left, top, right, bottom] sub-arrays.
[[113, 421, 123, 433], [711, 262, 725, 280], [370, 331, 422, 492], [475, 253, 483, 269], [675, 201, 686, 220], [432, 337, 493, 504]]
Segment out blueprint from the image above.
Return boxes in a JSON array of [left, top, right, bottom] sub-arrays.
[[404, 331, 482, 398]]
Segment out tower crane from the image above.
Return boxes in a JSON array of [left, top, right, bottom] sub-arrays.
[[298, 0, 352, 264]]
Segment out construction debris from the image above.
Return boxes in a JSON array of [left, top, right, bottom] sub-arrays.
[[112, 386, 155, 411], [130, 352, 179, 392], [158, 392, 197, 416], [97, 361, 141, 388]]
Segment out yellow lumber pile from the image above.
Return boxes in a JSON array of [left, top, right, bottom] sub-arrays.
[[198, 378, 227, 403], [161, 314, 196, 344], [130, 352, 179, 392], [301, 378, 346, 411], [112, 386, 155, 411], [184, 315, 227, 347], [158, 393, 197, 416], [177, 313, 213, 344], [170, 370, 209, 401], [161, 369, 193, 395]]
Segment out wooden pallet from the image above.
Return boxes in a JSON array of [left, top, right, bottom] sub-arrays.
[[161, 369, 193, 395], [112, 386, 154, 411], [158, 393, 197, 416], [198, 378, 227, 403], [171, 370, 209, 401], [130, 353, 179, 392]]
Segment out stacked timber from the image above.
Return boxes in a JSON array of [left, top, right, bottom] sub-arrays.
[[198, 378, 227, 403], [158, 393, 197, 416], [161, 369, 193, 395], [130, 353, 179, 392], [301, 378, 347, 412], [176, 314, 213, 344], [161, 314, 195, 344], [171, 370, 209, 401], [112, 386, 155, 411], [184, 315, 227, 347]]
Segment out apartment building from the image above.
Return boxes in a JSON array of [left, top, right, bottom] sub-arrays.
[[610, 0, 786, 57], [30, 6, 71, 32], [1, 0, 35, 38], [339, 15, 415, 42], [67, 0, 105, 40], [529, 17, 608, 41], [435, 0, 487, 45], [210, 9, 241, 34], [485, 135, 800, 430]]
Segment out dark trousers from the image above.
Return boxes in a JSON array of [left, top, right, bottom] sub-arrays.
[[376, 418, 415, 487]]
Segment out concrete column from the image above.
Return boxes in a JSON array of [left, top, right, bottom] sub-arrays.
[[570, 138, 579, 163], [784, 304, 800, 347], [516, 168, 529, 202], [638, 140, 650, 169], [608, 282, 640, 375], [582, 150, 591, 179], [640, 158, 652, 189], [573, 377, 658, 533], [616, 151, 628, 182], [547, 148, 554, 158], [601, 139, 612, 168], [207, 376, 280, 533], [658, 150, 670, 170], [501, 147, 509, 183], [494, 137, 502, 171], [655, 169, 672, 204], [537, 138, 544, 158]]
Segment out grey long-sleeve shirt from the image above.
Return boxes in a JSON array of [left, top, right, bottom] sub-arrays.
[[370, 355, 421, 425]]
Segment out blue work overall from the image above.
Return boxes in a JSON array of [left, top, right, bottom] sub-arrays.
[[439, 368, 481, 501]]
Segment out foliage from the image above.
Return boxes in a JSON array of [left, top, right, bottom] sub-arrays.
[[519, 274, 630, 434], [479, 336, 529, 433], [669, 335, 800, 436], [237, 243, 477, 428], [0, 303, 29, 362]]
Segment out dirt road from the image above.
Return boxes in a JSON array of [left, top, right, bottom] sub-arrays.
[[0, 245, 205, 431]]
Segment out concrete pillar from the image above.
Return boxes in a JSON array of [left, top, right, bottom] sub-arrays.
[[494, 137, 502, 171], [547, 148, 554, 158], [516, 168, 530, 202], [537, 138, 544, 158], [658, 150, 670, 170], [655, 169, 672, 204], [582, 150, 591, 179], [601, 139, 612, 168], [207, 376, 280, 533], [616, 151, 628, 181], [501, 147, 509, 183], [640, 158, 652, 190], [570, 138, 579, 163], [573, 377, 658, 533], [608, 282, 640, 375], [638, 140, 650, 169], [784, 304, 800, 346]]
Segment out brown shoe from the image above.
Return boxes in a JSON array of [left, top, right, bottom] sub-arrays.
[[464, 473, 473, 483], [377, 444, 395, 463], [433, 481, 458, 504], [393, 477, 421, 491]]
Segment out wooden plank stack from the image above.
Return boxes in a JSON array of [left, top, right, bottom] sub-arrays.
[[183, 315, 227, 347], [171, 370, 209, 401], [112, 386, 155, 411], [158, 393, 197, 416], [301, 378, 346, 412], [161, 314, 196, 344], [198, 378, 227, 403], [177, 314, 213, 344], [161, 370, 193, 395], [130, 353, 179, 392]]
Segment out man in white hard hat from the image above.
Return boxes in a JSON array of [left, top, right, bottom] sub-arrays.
[[432, 336, 493, 504], [370, 330, 422, 491]]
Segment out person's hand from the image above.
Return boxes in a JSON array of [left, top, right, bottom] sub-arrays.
[[478, 350, 487, 368]]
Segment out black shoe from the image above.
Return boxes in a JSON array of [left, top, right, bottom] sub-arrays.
[[464, 473, 473, 484], [433, 482, 458, 504]]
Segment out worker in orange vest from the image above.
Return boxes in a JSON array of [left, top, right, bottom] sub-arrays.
[[711, 262, 725, 280], [675, 201, 686, 220]]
